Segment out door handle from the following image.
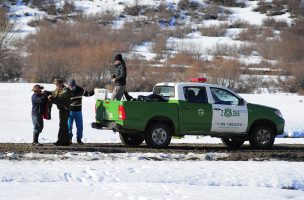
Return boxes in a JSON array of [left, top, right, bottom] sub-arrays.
[[183, 106, 191, 109], [213, 108, 221, 111]]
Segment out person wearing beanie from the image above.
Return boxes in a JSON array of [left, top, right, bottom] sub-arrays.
[[111, 53, 127, 100], [67, 79, 94, 145], [31, 84, 48, 146]]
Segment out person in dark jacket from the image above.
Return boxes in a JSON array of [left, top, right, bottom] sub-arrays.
[[31, 84, 48, 146], [48, 79, 71, 146], [111, 53, 127, 100], [67, 79, 94, 144]]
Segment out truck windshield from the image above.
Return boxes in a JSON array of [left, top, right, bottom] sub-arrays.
[[153, 86, 175, 98]]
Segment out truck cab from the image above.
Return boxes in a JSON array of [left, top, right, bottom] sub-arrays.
[[92, 79, 285, 149]]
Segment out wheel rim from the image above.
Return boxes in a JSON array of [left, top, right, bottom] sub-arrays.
[[152, 128, 167, 145], [256, 129, 271, 145]]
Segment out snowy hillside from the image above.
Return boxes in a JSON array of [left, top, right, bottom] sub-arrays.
[[8, 0, 292, 61]]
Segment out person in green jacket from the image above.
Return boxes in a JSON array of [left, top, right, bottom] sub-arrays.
[[48, 79, 71, 146]]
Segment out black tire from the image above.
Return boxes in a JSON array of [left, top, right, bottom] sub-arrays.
[[249, 125, 275, 149], [119, 133, 144, 147], [145, 123, 172, 148], [221, 137, 245, 148]]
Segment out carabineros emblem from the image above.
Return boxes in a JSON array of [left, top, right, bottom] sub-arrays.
[[224, 108, 232, 118]]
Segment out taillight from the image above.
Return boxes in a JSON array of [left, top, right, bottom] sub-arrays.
[[118, 105, 126, 120]]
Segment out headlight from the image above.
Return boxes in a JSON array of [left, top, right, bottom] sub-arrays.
[[275, 110, 283, 118]]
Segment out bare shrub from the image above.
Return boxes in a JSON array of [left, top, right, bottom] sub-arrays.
[[202, 4, 231, 20], [276, 61, 304, 93], [152, 34, 168, 57], [237, 26, 259, 41], [124, 1, 146, 16], [262, 18, 288, 30], [205, 58, 244, 91], [206, 0, 246, 7], [271, 20, 304, 63], [0, 8, 14, 57], [254, 0, 272, 13], [122, 20, 161, 46], [254, 0, 287, 16], [209, 43, 255, 57], [199, 23, 228, 37], [0, 8, 22, 81], [229, 19, 249, 28], [23, 20, 131, 88], [168, 52, 195, 67], [87, 10, 116, 26], [167, 25, 192, 38], [46, 1, 57, 15], [178, 0, 201, 11], [62, 0, 76, 15], [144, 3, 175, 25]]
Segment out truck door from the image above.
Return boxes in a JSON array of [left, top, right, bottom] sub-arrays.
[[180, 86, 212, 132], [210, 87, 248, 133]]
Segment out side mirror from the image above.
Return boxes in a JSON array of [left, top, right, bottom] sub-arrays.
[[239, 98, 245, 106]]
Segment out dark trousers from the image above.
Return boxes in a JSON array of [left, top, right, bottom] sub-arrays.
[[32, 115, 43, 143], [57, 110, 70, 144]]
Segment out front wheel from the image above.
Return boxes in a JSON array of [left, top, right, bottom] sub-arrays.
[[145, 123, 172, 148], [249, 125, 275, 149], [119, 133, 144, 147], [221, 138, 245, 148]]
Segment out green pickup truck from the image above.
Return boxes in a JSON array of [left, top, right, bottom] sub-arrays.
[[92, 80, 285, 149]]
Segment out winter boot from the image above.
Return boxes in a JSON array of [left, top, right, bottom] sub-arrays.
[[77, 139, 84, 145]]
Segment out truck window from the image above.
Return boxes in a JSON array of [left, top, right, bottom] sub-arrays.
[[153, 86, 175, 98], [210, 87, 240, 105], [183, 87, 208, 103]]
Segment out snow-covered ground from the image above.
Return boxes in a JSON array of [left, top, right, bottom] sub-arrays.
[[0, 83, 304, 144], [1, 152, 304, 200]]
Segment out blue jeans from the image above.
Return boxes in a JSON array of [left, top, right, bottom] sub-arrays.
[[32, 115, 43, 143], [68, 111, 83, 140]]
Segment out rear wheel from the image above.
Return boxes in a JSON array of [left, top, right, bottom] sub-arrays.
[[221, 138, 245, 148], [249, 125, 275, 149], [119, 133, 144, 147], [145, 123, 172, 148]]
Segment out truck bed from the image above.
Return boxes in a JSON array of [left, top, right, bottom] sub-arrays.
[[95, 100, 179, 133]]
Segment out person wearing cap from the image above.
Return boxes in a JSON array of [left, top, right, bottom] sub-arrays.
[[48, 79, 71, 146], [111, 53, 127, 100], [31, 84, 48, 146], [67, 79, 94, 145]]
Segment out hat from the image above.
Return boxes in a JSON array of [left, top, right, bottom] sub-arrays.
[[53, 79, 63, 85], [68, 79, 76, 87], [32, 84, 44, 92], [114, 53, 123, 62]]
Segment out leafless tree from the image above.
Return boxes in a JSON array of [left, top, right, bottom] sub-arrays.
[[0, 8, 14, 59]]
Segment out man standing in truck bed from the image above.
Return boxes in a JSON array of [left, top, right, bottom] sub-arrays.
[[111, 53, 127, 100], [67, 79, 94, 145]]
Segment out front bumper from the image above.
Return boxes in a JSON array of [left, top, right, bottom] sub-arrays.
[[276, 117, 285, 135]]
